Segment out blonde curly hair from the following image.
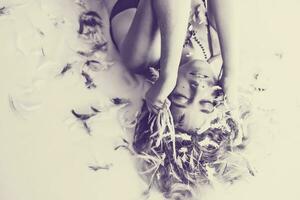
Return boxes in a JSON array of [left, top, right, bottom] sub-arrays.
[[133, 97, 252, 199]]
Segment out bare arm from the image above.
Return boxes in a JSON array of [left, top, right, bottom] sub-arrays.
[[152, 0, 191, 80], [210, 0, 239, 107], [146, 0, 191, 111]]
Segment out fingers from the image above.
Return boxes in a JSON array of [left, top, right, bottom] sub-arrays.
[[145, 98, 171, 114], [146, 98, 164, 114], [147, 67, 160, 83]]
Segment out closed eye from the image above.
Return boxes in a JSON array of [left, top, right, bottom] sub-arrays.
[[189, 72, 209, 79], [199, 100, 214, 113], [172, 101, 187, 108], [171, 93, 189, 107], [199, 100, 213, 105]]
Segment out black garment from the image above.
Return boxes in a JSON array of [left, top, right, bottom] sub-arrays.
[[109, 0, 140, 51]]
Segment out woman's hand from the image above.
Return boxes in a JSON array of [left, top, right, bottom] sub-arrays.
[[145, 73, 177, 113], [219, 71, 238, 110], [207, 55, 238, 109]]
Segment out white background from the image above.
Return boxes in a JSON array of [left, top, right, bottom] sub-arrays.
[[0, 0, 300, 200]]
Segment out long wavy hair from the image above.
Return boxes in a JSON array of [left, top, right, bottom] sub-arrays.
[[133, 96, 252, 199]]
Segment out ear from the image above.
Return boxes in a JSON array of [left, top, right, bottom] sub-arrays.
[[207, 54, 223, 80]]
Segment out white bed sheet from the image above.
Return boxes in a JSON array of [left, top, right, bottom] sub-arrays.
[[0, 0, 300, 200]]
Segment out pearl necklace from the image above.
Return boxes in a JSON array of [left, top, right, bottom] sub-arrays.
[[183, 0, 210, 61]]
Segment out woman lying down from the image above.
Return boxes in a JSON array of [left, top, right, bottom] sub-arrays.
[[103, 0, 251, 199]]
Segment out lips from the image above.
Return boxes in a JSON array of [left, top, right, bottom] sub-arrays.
[[172, 93, 189, 100]]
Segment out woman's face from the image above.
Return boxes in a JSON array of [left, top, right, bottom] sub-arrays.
[[169, 59, 221, 132]]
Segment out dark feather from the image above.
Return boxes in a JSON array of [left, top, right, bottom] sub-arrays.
[[83, 121, 91, 135], [89, 164, 111, 171], [93, 42, 107, 51], [81, 71, 96, 89], [122, 138, 129, 144], [71, 109, 96, 121], [60, 63, 72, 75], [78, 11, 102, 34], [111, 98, 130, 105], [114, 145, 135, 155], [90, 106, 100, 113], [0, 6, 7, 15]]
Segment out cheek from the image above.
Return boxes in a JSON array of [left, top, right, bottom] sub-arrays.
[[173, 75, 190, 94], [170, 107, 184, 123], [183, 113, 207, 131]]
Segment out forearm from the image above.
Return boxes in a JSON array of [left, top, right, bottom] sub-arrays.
[[210, 0, 239, 80], [152, 0, 191, 83]]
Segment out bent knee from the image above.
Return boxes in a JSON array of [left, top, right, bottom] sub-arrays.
[[120, 48, 160, 74], [120, 51, 146, 72]]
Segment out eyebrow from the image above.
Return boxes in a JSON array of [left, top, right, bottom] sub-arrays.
[[171, 102, 187, 108], [199, 100, 214, 105]]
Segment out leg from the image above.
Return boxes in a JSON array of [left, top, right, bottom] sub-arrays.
[[150, 0, 191, 80], [111, 0, 191, 76], [209, 0, 239, 107], [119, 0, 161, 73]]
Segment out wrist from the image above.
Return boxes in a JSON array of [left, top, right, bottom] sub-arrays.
[[159, 70, 177, 86]]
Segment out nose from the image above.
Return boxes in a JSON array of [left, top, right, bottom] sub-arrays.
[[188, 81, 215, 111], [189, 80, 206, 103]]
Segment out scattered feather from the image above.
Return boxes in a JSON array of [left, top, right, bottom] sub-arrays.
[[78, 11, 102, 34], [37, 29, 45, 37], [78, 11, 107, 50], [122, 138, 129, 144], [81, 71, 96, 89], [83, 121, 91, 135], [89, 164, 112, 171], [114, 145, 135, 155], [0, 6, 9, 16], [90, 106, 100, 113], [15, 100, 42, 112], [60, 63, 72, 75], [77, 51, 89, 57], [48, 14, 66, 27], [256, 87, 266, 92], [71, 109, 99, 135], [41, 48, 45, 56], [93, 42, 108, 52], [111, 98, 130, 105], [114, 139, 135, 155], [274, 52, 283, 59], [71, 109, 96, 121], [76, 43, 108, 57], [8, 95, 17, 112], [83, 60, 105, 71]]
